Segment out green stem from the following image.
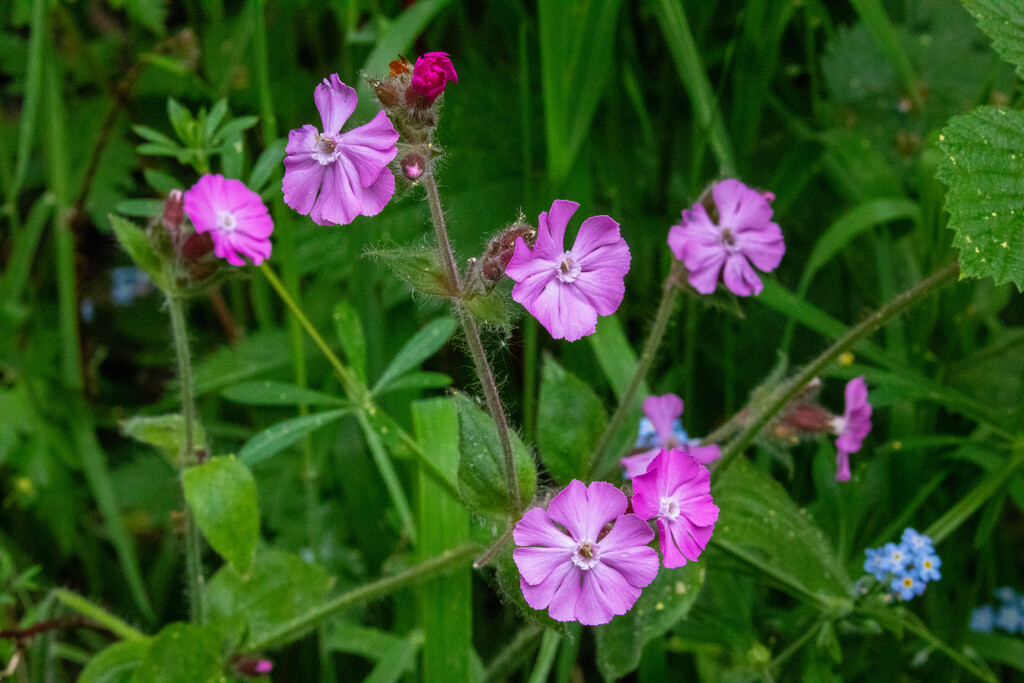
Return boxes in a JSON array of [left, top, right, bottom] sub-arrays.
[[356, 410, 416, 544], [769, 618, 823, 672], [527, 630, 561, 683], [53, 590, 146, 642], [711, 262, 960, 476], [248, 543, 478, 651], [925, 445, 1024, 545], [422, 173, 522, 515], [590, 263, 682, 479]]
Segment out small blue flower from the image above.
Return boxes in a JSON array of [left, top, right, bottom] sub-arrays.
[[880, 542, 909, 573], [916, 552, 941, 582], [80, 298, 96, 323], [863, 547, 888, 581], [110, 266, 152, 306], [892, 572, 926, 601], [900, 528, 933, 555], [995, 586, 1018, 604], [995, 603, 1023, 634], [970, 605, 995, 633], [634, 417, 659, 449]]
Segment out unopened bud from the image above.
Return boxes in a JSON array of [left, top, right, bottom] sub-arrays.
[[371, 80, 400, 109], [233, 656, 273, 677], [162, 190, 184, 234], [181, 231, 214, 260], [479, 223, 535, 282], [401, 153, 425, 180]]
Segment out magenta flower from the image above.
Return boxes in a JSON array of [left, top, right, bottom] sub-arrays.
[[833, 376, 872, 482], [410, 52, 458, 104], [632, 449, 719, 568], [667, 179, 784, 296], [505, 200, 630, 341], [512, 480, 659, 625], [182, 174, 272, 267], [621, 394, 721, 478], [283, 74, 399, 226]]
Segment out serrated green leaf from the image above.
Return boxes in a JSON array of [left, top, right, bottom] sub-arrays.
[[963, 0, 1024, 79], [462, 288, 510, 327], [220, 380, 347, 407], [108, 214, 164, 285], [182, 456, 259, 573], [120, 414, 206, 466], [713, 460, 853, 610], [936, 106, 1024, 289], [373, 317, 457, 394], [80, 638, 151, 683], [238, 408, 350, 466], [333, 300, 368, 383], [131, 623, 221, 683], [206, 549, 333, 648], [595, 562, 705, 680], [536, 355, 606, 484], [454, 393, 536, 521], [371, 247, 455, 298]]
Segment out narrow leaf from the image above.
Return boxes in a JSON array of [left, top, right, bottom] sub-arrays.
[[248, 137, 286, 193], [220, 380, 346, 407], [238, 408, 349, 466], [373, 317, 458, 394], [333, 300, 368, 383]]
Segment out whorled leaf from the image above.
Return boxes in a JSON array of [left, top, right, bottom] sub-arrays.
[[936, 106, 1024, 290]]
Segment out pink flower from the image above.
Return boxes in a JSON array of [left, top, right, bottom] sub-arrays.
[[631, 449, 719, 568], [668, 179, 784, 296], [621, 395, 720, 478], [410, 52, 458, 103], [833, 376, 872, 482], [505, 200, 630, 341], [182, 174, 272, 267], [512, 480, 659, 625], [283, 74, 399, 226]]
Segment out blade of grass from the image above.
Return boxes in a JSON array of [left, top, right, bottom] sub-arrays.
[[10, 0, 46, 200]]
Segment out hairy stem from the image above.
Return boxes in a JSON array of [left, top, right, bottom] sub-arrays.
[[590, 262, 682, 479], [165, 292, 205, 624], [248, 543, 478, 651], [712, 261, 961, 477], [423, 173, 522, 515], [53, 590, 146, 642]]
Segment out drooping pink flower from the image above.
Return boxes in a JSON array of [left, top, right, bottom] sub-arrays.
[[512, 480, 659, 625], [833, 376, 872, 482], [505, 200, 630, 341], [182, 174, 273, 267], [631, 449, 719, 568], [621, 394, 720, 478], [283, 74, 399, 226], [410, 52, 458, 104], [668, 179, 784, 296]]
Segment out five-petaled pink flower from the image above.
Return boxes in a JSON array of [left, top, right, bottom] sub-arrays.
[[283, 74, 399, 226], [833, 376, 872, 482], [668, 179, 784, 296], [182, 174, 273, 267], [505, 200, 630, 342], [410, 52, 458, 104], [621, 394, 720, 478], [512, 480, 659, 625], [632, 449, 719, 568]]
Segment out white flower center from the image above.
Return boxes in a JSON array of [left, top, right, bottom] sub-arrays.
[[216, 210, 237, 231], [571, 540, 600, 570], [658, 496, 680, 521], [831, 416, 847, 436], [555, 251, 581, 283], [312, 133, 342, 165]]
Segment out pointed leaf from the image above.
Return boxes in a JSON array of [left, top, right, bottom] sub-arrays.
[[248, 137, 286, 193], [370, 246, 455, 298], [536, 355, 606, 484], [333, 300, 368, 383], [238, 408, 349, 467], [108, 215, 163, 285], [373, 317, 458, 394], [462, 288, 511, 327], [131, 623, 221, 683], [120, 414, 206, 467], [80, 639, 152, 683], [221, 380, 347, 407], [182, 456, 259, 573]]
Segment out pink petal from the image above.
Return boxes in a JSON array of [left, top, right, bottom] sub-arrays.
[[283, 129, 327, 216], [571, 267, 626, 318], [722, 254, 763, 296], [660, 518, 714, 567], [547, 481, 625, 542], [534, 200, 578, 260], [314, 74, 358, 134], [337, 109, 400, 187], [597, 513, 655, 554], [684, 443, 721, 464], [513, 508, 575, 549], [520, 560, 575, 611], [620, 448, 659, 479], [504, 240, 555, 284], [518, 279, 598, 342], [835, 450, 851, 482], [643, 394, 684, 445], [682, 242, 727, 294], [736, 220, 785, 272], [713, 179, 773, 231], [513, 547, 574, 586], [575, 568, 621, 625], [545, 566, 584, 622], [570, 214, 623, 260]]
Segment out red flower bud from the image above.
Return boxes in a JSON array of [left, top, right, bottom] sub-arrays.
[[409, 52, 457, 105]]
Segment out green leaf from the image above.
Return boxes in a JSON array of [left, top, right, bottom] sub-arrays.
[[166, 98, 194, 145], [142, 169, 181, 196], [221, 380, 347, 407], [182, 456, 259, 573], [370, 247, 455, 298], [325, 625, 424, 683], [713, 460, 853, 610], [248, 137, 286, 193], [969, 631, 1024, 673], [373, 317, 458, 394], [120, 414, 206, 466], [202, 99, 229, 142], [333, 300, 368, 383], [131, 623, 221, 683], [454, 393, 537, 521], [114, 199, 165, 218], [536, 355, 606, 484], [595, 562, 706, 680], [238, 408, 350, 467], [206, 549, 333, 648], [936, 106, 1024, 289], [132, 124, 178, 147], [108, 215, 163, 284], [80, 639, 152, 683], [462, 289, 511, 327], [962, 0, 1024, 79], [212, 116, 259, 145], [377, 371, 452, 394]]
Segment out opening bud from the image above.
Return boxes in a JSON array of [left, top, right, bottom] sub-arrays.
[[401, 153, 425, 180], [162, 189, 185, 234]]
